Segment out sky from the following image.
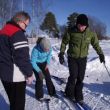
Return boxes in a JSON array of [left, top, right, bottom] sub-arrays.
[[48, 0, 110, 36]]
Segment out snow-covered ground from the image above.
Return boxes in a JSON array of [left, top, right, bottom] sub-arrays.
[[0, 38, 110, 110]]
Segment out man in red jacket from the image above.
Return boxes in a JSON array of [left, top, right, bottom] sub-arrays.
[[0, 11, 34, 110]]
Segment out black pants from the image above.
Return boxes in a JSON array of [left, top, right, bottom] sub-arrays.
[[1, 81, 26, 110], [65, 57, 87, 101], [33, 62, 56, 99]]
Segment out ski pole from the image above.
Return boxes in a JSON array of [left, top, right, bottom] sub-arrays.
[[103, 63, 110, 77]]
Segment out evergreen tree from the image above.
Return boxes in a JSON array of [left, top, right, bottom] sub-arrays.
[[40, 12, 59, 37], [67, 12, 79, 29]]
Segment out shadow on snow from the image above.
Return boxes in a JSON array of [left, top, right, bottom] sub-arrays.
[[0, 93, 9, 110], [84, 82, 110, 95]]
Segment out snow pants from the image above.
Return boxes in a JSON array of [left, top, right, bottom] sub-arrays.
[[1, 81, 26, 110], [33, 62, 56, 99], [65, 56, 87, 101]]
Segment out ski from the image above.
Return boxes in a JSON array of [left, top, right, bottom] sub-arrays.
[[60, 90, 79, 109], [38, 98, 50, 110], [51, 75, 66, 85], [60, 90, 91, 110], [76, 102, 91, 110], [38, 98, 50, 103]]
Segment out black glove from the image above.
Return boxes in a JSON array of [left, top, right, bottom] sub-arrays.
[[58, 52, 64, 64], [38, 72, 44, 80], [99, 54, 105, 63]]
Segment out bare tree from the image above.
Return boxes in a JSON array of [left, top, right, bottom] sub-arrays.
[[30, 0, 52, 36], [88, 16, 107, 40], [10, 0, 14, 19], [0, 0, 20, 27], [0, 0, 53, 35], [0, 0, 10, 26]]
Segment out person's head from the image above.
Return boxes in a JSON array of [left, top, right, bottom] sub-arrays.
[[12, 11, 31, 30], [39, 37, 51, 52], [76, 14, 88, 32]]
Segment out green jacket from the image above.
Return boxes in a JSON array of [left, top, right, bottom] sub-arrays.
[[60, 27, 103, 58]]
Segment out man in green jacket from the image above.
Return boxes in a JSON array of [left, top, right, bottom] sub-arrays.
[[59, 14, 105, 105]]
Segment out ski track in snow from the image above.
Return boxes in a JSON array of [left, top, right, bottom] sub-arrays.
[[0, 39, 110, 110]]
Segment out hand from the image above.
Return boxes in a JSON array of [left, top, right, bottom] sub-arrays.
[[58, 52, 64, 64], [38, 72, 44, 80], [26, 74, 34, 84], [99, 54, 105, 63], [45, 64, 49, 71]]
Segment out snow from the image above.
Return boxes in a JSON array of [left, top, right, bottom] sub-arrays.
[[0, 38, 110, 110]]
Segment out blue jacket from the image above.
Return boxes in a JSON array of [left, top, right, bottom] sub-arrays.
[[31, 44, 52, 73]]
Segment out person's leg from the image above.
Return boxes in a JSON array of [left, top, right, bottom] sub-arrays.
[[2, 81, 26, 110], [74, 57, 87, 102], [43, 68, 56, 96], [14, 82, 26, 110], [1, 81, 15, 110], [33, 69, 43, 99], [65, 57, 78, 99]]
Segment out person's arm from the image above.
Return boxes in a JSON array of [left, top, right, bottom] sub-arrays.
[[91, 32, 103, 55], [91, 32, 105, 63], [60, 31, 70, 54], [31, 47, 42, 73], [11, 31, 33, 77], [58, 31, 70, 64]]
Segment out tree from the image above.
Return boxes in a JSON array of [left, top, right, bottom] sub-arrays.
[[58, 24, 67, 38], [88, 16, 107, 40], [67, 12, 79, 29], [0, 0, 19, 27], [40, 12, 59, 37], [31, 0, 52, 36], [0, 0, 10, 26], [57, 12, 79, 38]]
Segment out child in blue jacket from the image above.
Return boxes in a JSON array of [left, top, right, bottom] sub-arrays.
[[31, 37, 56, 101]]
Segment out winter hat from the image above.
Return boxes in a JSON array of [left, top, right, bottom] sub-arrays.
[[76, 14, 88, 26], [40, 37, 51, 51]]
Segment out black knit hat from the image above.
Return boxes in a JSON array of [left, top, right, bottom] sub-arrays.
[[76, 14, 88, 26]]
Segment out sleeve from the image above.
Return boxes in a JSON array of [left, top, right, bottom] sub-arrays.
[[47, 47, 52, 64], [60, 31, 70, 54], [31, 47, 42, 73], [11, 31, 33, 77], [91, 32, 104, 55]]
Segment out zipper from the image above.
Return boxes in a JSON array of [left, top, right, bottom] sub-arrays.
[[79, 33, 84, 57]]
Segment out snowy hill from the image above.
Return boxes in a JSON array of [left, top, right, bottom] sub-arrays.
[[0, 38, 110, 110]]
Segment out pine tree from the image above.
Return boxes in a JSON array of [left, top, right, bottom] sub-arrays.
[[67, 12, 79, 29], [40, 12, 59, 37]]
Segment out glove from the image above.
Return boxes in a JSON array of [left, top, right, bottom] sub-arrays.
[[99, 54, 105, 63], [58, 52, 64, 64], [38, 72, 44, 80]]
